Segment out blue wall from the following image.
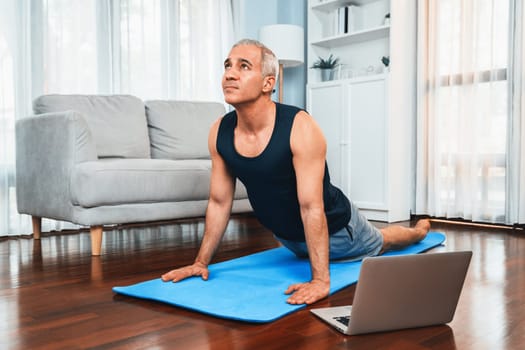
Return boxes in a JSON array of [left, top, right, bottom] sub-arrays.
[[234, 0, 307, 108]]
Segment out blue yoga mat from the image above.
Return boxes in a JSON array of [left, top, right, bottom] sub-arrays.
[[113, 232, 445, 323]]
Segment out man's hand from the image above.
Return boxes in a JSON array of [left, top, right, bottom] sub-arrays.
[[284, 279, 330, 305], [161, 262, 209, 283]]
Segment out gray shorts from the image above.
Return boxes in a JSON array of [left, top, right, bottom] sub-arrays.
[[275, 201, 384, 262]]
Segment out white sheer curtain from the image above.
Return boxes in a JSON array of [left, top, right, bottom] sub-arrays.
[[117, 0, 234, 101], [416, 0, 513, 224], [0, 0, 234, 237], [507, 0, 525, 225], [1, 1, 33, 236]]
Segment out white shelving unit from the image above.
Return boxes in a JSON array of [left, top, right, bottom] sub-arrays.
[[306, 0, 417, 222]]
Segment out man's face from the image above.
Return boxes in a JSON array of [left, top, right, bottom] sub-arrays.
[[222, 44, 271, 105]]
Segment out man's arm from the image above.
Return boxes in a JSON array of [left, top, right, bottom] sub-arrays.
[[161, 118, 235, 282], [285, 111, 330, 304]]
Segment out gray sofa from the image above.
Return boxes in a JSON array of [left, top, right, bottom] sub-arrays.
[[16, 95, 251, 255]]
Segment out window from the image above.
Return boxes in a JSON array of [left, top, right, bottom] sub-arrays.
[[417, 0, 510, 223], [0, 0, 234, 236]]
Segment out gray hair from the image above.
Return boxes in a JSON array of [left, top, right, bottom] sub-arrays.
[[232, 39, 279, 78]]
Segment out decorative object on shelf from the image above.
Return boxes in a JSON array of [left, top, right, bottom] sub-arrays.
[[311, 54, 340, 81], [335, 5, 362, 35], [259, 24, 304, 103], [335, 64, 354, 80], [381, 55, 390, 67], [383, 13, 391, 26]]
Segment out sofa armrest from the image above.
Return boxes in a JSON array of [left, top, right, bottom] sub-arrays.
[[16, 111, 97, 220]]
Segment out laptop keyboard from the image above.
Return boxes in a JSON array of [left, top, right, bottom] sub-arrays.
[[334, 316, 351, 326]]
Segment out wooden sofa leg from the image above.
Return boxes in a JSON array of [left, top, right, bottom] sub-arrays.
[[32, 216, 42, 239], [90, 226, 103, 256]]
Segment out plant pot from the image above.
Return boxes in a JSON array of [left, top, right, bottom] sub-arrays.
[[320, 68, 334, 82]]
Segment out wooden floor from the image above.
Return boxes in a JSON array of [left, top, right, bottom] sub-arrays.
[[1, 214, 524, 350]]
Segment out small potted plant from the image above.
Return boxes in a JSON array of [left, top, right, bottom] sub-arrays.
[[311, 54, 340, 81], [380, 56, 390, 72]]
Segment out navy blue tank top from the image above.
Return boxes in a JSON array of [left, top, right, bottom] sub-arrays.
[[216, 103, 351, 241]]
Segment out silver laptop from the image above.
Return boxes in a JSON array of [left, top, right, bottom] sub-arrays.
[[311, 251, 472, 335]]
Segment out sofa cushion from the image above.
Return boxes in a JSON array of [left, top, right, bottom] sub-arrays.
[[33, 94, 150, 158], [70, 159, 248, 207], [71, 159, 210, 207], [145, 100, 225, 160]]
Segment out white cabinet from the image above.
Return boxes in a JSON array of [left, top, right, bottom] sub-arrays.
[[307, 82, 346, 190], [306, 0, 416, 222], [347, 76, 387, 212]]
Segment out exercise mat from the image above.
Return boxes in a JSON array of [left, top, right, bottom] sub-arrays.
[[113, 232, 446, 323]]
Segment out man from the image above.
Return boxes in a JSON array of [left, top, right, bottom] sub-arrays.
[[161, 39, 430, 305]]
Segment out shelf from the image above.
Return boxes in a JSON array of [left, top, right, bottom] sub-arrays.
[[310, 25, 389, 48], [308, 72, 388, 87], [312, 0, 384, 13]]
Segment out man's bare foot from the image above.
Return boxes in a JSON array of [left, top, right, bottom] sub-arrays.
[[380, 219, 431, 253], [414, 219, 431, 240]]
